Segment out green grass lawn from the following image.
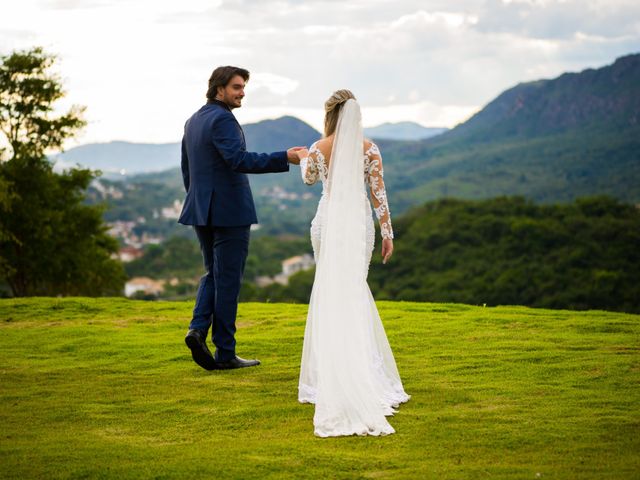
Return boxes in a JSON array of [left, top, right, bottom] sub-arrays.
[[1, 298, 639, 479]]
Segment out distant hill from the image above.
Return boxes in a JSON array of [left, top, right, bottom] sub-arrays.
[[55, 141, 180, 175], [381, 52, 640, 212], [57, 118, 446, 175], [364, 122, 447, 141], [451, 53, 640, 141], [55, 116, 322, 175], [242, 115, 320, 151]]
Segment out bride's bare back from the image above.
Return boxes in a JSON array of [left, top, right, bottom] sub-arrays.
[[312, 135, 372, 169]]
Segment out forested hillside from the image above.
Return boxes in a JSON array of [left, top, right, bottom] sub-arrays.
[[129, 195, 640, 314], [246, 196, 640, 314], [368, 195, 639, 313], [382, 53, 640, 212]]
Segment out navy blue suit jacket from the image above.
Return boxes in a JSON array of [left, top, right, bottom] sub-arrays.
[[178, 101, 289, 226]]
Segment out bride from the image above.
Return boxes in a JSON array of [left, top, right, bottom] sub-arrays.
[[295, 90, 410, 437]]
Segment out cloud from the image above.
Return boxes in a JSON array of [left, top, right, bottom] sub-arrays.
[[44, 0, 110, 9], [244, 72, 300, 106], [474, 0, 640, 39], [1, 0, 639, 144]]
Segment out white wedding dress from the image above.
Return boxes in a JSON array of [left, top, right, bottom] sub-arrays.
[[298, 99, 410, 437]]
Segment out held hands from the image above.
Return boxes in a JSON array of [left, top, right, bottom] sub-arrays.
[[381, 238, 393, 264], [295, 147, 309, 162], [287, 146, 307, 165]]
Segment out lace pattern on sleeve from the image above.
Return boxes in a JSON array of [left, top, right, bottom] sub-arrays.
[[365, 142, 394, 240], [300, 142, 327, 185]]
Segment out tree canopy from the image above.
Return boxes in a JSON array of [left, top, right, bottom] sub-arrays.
[[367, 196, 640, 313], [0, 47, 125, 296]]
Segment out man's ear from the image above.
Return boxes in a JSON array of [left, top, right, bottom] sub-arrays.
[[216, 85, 225, 99]]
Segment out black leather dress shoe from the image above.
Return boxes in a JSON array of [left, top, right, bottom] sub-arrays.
[[184, 329, 216, 371], [213, 356, 261, 370]]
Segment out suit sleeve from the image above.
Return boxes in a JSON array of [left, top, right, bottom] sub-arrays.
[[211, 113, 290, 174], [180, 134, 190, 192]]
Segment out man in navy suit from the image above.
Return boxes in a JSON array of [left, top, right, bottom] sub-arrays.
[[179, 66, 302, 370]]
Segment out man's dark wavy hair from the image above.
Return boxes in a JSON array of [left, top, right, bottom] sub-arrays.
[[206, 66, 250, 102]]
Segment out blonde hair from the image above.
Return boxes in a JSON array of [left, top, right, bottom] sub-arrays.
[[324, 89, 356, 137]]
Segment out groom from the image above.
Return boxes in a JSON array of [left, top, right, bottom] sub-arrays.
[[178, 66, 302, 371]]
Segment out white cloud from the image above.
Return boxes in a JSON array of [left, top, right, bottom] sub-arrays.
[[391, 10, 479, 29], [1, 0, 639, 145], [249, 72, 299, 96]]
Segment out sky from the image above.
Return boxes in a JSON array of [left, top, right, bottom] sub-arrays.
[[2, 0, 639, 146]]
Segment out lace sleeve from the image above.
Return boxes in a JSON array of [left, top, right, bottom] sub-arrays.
[[300, 142, 323, 185], [365, 142, 394, 240]]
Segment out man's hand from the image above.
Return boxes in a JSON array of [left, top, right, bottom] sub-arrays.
[[287, 146, 306, 165], [381, 238, 393, 264]]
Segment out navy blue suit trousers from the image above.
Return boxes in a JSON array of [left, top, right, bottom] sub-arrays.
[[190, 225, 249, 361]]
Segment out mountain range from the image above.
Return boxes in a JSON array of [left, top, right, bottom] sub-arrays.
[[55, 116, 321, 175], [80, 52, 639, 237], [55, 118, 441, 175], [380, 52, 640, 212], [363, 122, 447, 141], [55, 141, 180, 175]]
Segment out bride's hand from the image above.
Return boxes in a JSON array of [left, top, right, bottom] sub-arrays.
[[295, 148, 309, 161], [381, 238, 393, 264], [287, 146, 306, 165]]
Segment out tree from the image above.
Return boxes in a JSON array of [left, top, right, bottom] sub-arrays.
[[366, 196, 640, 314], [0, 47, 125, 296]]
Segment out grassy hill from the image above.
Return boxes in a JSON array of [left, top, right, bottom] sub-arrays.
[[1, 298, 639, 479]]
